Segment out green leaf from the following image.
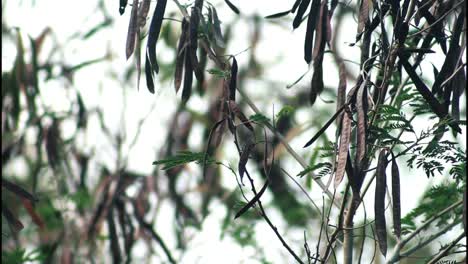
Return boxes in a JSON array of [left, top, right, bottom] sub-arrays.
[[276, 105, 295, 120], [153, 151, 215, 170], [207, 68, 229, 78], [249, 113, 271, 126]]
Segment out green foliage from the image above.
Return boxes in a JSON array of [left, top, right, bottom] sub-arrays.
[[1, 248, 45, 264], [276, 105, 295, 121], [152, 151, 215, 170], [207, 68, 229, 78], [297, 162, 332, 178], [401, 182, 462, 235], [407, 141, 466, 179], [249, 113, 271, 126]]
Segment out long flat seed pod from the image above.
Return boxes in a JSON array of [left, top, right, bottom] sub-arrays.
[[265, 10, 291, 19], [126, 0, 139, 60], [312, 0, 327, 61], [293, 0, 311, 29], [146, 0, 167, 74], [229, 57, 238, 101], [21, 198, 45, 229], [203, 118, 226, 180], [291, 0, 302, 13], [119, 0, 128, 15], [182, 50, 193, 103], [451, 63, 465, 121], [463, 189, 467, 236], [228, 100, 254, 132], [357, 0, 369, 35], [138, 0, 151, 28], [211, 7, 225, 48], [336, 61, 347, 123], [304, 0, 320, 63], [303, 104, 346, 148], [399, 56, 461, 133], [310, 59, 323, 105], [145, 54, 155, 93], [238, 144, 253, 183], [224, 0, 240, 14], [334, 108, 352, 189], [189, 6, 203, 82], [235, 180, 270, 219], [2, 205, 24, 232], [135, 28, 142, 90], [2, 179, 38, 202], [355, 81, 367, 172], [390, 151, 401, 239], [375, 149, 388, 257], [174, 20, 188, 93]]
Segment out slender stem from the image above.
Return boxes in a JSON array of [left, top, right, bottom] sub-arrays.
[[386, 200, 463, 263], [426, 232, 466, 264]]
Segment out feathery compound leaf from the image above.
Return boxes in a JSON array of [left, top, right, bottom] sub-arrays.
[[125, 0, 139, 60], [234, 180, 269, 219], [390, 151, 401, 239], [229, 57, 238, 101], [355, 81, 368, 171], [224, 0, 240, 14], [375, 149, 388, 257], [265, 10, 291, 19], [153, 151, 214, 170], [146, 0, 167, 75], [293, 0, 311, 29], [334, 109, 352, 188], [303, 105, 346, 148]]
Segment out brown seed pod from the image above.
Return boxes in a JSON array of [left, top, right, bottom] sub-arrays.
[[375, 148, 388, 257], [391, 151, 401, 239], [334, 108, 352, 188]]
